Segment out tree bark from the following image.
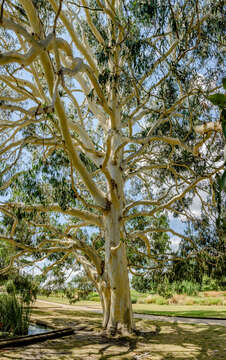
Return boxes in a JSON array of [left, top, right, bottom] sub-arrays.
[[102, 209, 134, 335]]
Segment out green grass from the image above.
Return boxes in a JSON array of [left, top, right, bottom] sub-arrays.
[[133, 303, 226, 319], [37, 295, 226, 319], [134, 309, 226, 319]]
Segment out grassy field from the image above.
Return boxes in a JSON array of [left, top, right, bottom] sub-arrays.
[[133, 304, 226, 319], [1, 301, 225, 360], [37, 294, 226, 319]]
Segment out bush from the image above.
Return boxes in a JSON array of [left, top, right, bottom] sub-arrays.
[[130, 289, 148, 298], [0, 294, 31, 336], [157, 278, 173, 298], [144, 295, 167, 305], [206, 297, 223, 305], [180, 280, 200, 296], [201, 276, 219, 291], [144, 295, 156, 304], [131, 296, 137, 304], [155, 296, 168, 305], [66, 273, 95, 301], [86, 292, 100, 301], [6, 273, 39, 304], [168, 294, 186, 305], [137, 298, 146, 304], [169, 281, 200, 296]]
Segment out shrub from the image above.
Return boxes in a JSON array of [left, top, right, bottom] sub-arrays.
[[193, 297, 223, 305], [0, 294, 31, 336], [206, 297, 223, 305], [131, 296, 137, 304], [66, 273, 95, 301], [86, 292, 100, 301], [157, 278, 173, 299], [6, 273, 39, 305], [144, 295, 167, 305], [130, 289, 147, 298], [180, 280, 200, 296], [168, 294, 186, 305], [144, 295, 156, 304], [169, 281, 200, 296], [137, 298, 146, 304], [201, 276, 219, 291], [155, 296, 168, 305]]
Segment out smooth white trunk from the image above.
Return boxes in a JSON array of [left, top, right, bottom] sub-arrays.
[[102, 209, 134, 334]]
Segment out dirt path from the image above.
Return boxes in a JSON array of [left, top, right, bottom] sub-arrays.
[[35, 299, 226, 327]]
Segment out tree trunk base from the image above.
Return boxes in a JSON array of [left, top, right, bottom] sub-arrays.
[[102, 325, 137, 338]]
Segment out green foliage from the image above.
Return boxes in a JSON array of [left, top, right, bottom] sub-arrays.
[[79, 152, 98, 173], [65, 272, 95, 303], [223, 78, 226, 90], [221, 109, 226, 138], [6, 273, 39, 305], [0, 293, 31, 336], [131, 276, 153, 293], [0, 0, 225, 317], [208, 94, 226, 109], [171, 281, 200, 296], [143, 295, 168, 305], [208, 77, 226, 191], [201, 275, 219, 291], [0, 270, 38, 336], [131, 296, 138, 304], [157, 277, 173, 299], [86, 292, 100, 301]]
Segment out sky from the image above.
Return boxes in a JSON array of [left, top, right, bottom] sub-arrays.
[[1, 3, 220, 279]]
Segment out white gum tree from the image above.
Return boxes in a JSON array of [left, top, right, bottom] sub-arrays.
[[0, 0, 224, 334]]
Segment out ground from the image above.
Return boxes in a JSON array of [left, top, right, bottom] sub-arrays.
[[0, 300, 225, 360]]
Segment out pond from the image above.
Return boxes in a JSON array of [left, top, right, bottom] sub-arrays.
[[28, 323, 52, 335], [0, 323, 52, 339]]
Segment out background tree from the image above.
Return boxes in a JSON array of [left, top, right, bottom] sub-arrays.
[[0, 0, 224, 334]]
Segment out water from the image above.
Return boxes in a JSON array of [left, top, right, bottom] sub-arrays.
[[28, 323, 52, 335]]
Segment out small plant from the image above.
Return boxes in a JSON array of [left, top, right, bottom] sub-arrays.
[[144, 295, 167, 305], [131, 296, 137, 304], [155, 296, 168, 305], [201, 276, 219, 291], [87, 292, 100, 301], [137, 298, 146, 304], [144, 295, 156, 304], [168, 294, 186, 305], [0, 294, 31, 336], [157, 278, 173, 298], [206, 298, 223, 305]]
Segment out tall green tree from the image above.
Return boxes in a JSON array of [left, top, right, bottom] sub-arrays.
[[0, 0, 224, 334]]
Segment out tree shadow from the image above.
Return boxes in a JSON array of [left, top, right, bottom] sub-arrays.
[[0, 308, 225, 359]]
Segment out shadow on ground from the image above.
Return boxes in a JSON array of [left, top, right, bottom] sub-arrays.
[[0, 307, 225, 360]]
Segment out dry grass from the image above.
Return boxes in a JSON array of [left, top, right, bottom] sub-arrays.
[[203, 291, 226, 297], [168, 294, 186, 305], [136, 292, 226, 307], [138, 295, 168, 305], [0, 303, 225, 360]]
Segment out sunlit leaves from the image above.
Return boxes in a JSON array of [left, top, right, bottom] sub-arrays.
[[223, 78, 226, 90], [208, 94, 226, 109]]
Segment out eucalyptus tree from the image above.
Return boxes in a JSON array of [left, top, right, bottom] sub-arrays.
[[0, 0, 224, 334]]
